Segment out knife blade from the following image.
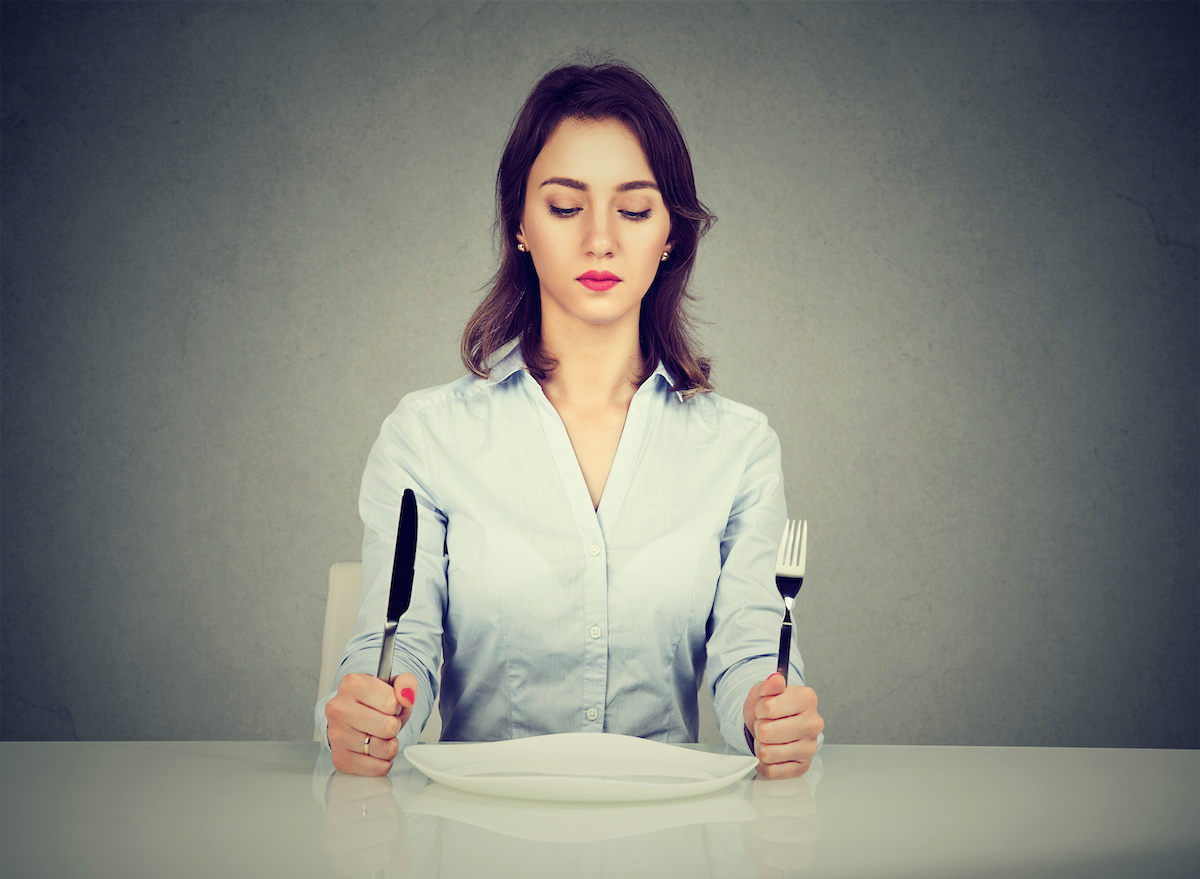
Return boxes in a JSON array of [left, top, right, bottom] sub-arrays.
[[376, 488, 418, 682]]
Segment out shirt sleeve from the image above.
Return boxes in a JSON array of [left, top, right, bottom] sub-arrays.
[[704, 412, 815, 754], [314, 392, 448, 750]]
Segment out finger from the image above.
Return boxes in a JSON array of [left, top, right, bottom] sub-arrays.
[[744, 673, 785, 731], [758, 672, 788, 699], [365, 734, 401, 762], [342, 673, 402, 716], [755, 683, 815, 721], [392, 671, 418, 717], [391, 672, 419, 735], [753, 734, 818, 776], [326, 675, 406, 743], [755, 757, 811, 780], [332, 747, 395, 777], [330, 723, 401, 763], [327, 720, 399, 774], [392, 672, 418, 707], [754, 731, 820, 766], [754, 711, 823, 747], [327, 698, 403, 743]]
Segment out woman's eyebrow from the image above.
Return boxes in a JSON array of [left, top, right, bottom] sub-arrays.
[[539, 177, 659, 192]]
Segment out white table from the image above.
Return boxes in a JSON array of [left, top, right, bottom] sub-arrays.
[[1, 741, 1196, 877]]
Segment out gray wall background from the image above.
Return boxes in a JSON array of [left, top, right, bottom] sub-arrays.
[[2, 1, 1196, 747]]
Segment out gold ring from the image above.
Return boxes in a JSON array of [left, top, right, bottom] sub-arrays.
[[363, 735, 371, 756]]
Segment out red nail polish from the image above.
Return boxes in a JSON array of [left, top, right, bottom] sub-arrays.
[[401, 687, 415, 703]]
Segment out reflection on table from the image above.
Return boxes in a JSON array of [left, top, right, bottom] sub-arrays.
[[316, 745, 819, 878], [1, 741, 1196, 878]]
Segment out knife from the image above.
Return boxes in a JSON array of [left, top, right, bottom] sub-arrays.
[[376, 488, 418, 682]]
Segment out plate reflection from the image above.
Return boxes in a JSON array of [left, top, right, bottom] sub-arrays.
[[314, 748, 822, 878]]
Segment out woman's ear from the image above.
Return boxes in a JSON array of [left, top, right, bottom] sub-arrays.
[[516, 225, 527, 252]]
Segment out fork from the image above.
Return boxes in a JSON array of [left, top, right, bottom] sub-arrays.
[[774, 519, 807, 684]]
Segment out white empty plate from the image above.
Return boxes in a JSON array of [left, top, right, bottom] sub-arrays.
[[404, 733, 758, 802], [403, 784, 756, 841]]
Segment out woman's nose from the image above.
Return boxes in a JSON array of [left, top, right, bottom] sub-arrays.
[[584, 211, 614, 257]]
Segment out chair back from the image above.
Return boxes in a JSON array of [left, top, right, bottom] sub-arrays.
[[315, 562, 362, 742]]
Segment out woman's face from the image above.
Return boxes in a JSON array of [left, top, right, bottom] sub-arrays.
[[517, 117, 672, 336]]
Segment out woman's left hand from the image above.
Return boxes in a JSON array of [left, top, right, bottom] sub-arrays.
[[743, 673, 824, 778]]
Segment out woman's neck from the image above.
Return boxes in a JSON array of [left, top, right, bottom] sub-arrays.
[[538, 316, 644, 408]]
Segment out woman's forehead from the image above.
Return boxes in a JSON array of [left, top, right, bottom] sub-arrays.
[[530, 117, 656, 187]]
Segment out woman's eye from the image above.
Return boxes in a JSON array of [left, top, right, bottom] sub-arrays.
[[547, 205, 651, 220]]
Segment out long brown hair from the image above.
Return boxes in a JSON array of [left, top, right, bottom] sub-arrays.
[[461, 61, 716, 397]]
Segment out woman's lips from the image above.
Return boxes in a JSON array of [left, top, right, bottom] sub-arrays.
[[577, 271, 621, 292]]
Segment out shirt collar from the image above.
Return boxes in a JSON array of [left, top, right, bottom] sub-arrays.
[[646, 360, 685, 403], [486, 344, 528, 386], [488, 342, 684, 402]]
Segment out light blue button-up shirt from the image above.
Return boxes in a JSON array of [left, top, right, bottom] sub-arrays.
[[316, 345, 808, 753]]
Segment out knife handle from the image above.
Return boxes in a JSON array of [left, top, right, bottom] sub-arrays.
[[377, 620, 398, 681]]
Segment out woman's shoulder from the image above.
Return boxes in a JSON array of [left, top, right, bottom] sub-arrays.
[[683, 386, 773, 431], [398, 373, 487, 408], [396, 345, 525, 410], [385, 350, 527, 424], [657, 384, 779, 458], [384, 372, 501, 423], [651, 363, 770, 428]]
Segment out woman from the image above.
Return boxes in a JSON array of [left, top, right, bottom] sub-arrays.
[[318, 61, 823, 778]]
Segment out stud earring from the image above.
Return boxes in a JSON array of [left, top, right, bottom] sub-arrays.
[[660, 251, 669, 262], [517, 243, 527, 253]]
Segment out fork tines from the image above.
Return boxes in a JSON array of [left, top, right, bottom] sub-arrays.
[[775, 519, 807, 579]]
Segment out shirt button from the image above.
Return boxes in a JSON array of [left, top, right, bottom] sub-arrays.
[[586, 707, 599, 721], [589, 625, 602, 639], [589, 544, 601, 556]]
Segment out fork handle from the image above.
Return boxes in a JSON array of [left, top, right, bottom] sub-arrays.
[[776, 618, 792, 684]]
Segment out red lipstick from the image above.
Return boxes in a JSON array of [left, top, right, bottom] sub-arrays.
[[577, 270, 621, 292]]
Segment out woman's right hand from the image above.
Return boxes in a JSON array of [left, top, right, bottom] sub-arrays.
[[325, 672, 419, 776]]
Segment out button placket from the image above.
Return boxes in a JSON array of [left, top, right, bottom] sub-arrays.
[[581, 534, 608, 731]]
